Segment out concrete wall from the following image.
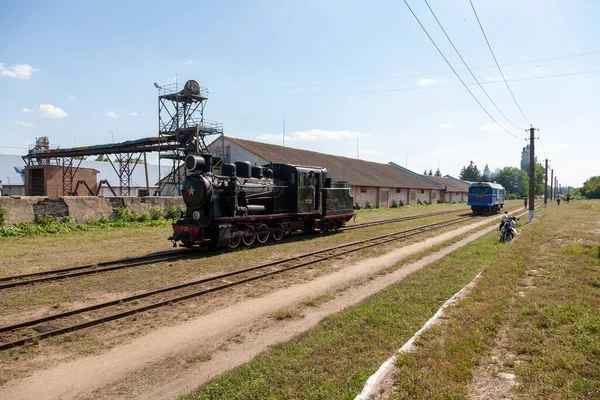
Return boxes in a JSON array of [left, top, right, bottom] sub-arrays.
[[0, 196, 184, 225]]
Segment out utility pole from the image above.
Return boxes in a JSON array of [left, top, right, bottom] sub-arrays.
[[544, 159, 548, 208], [528, 126, 536, 222], [550, 169, 554, 202]]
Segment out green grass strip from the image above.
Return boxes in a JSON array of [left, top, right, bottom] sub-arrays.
[[182, 221, 508, 399], [393, 201, 600, 399]]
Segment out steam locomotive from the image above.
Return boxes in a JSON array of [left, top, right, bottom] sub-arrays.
[[170, 154, 356, 249]]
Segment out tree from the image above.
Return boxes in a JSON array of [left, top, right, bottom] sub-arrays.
[[424, 169, 428, 175], [95, 155, 110, 162], [581, 176, 600, 199], [482, 164, 491, 182], [428, 169, 433, 176], [495, 167, 528, 198], [459, 161, 481, 181], [520, 144, 538, 175], [434, 168, 442, 177], [534, 164, 545, 196]]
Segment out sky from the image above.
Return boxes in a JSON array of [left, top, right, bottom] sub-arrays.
[[1, 0, 599, 187]]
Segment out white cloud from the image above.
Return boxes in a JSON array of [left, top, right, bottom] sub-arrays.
[[360, 149, 382, 156], [480, 123, 507, 132], [438, 124, 452, 129], [430, 148, 461, 156], [418, 78, 437, 86], [130, 112, 139, 117], [22, 107, 34, 113], [39, 104, 68, 118], [105, 111, 119, 119], [0, 63, 36, 80], [15, 120, 34, 127], [184, 60, 195, 66], [259, 129, 365, 143], [67, 95, 76, 100]]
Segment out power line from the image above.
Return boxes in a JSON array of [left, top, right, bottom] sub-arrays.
[[402, 0, 524, 139], [217, 50, 600, 93], [214, 68, 600, 96], [470, 0, 532, 126], [423, 0, 526, 130]]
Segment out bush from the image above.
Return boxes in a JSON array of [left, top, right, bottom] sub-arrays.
[[167, 205, 185, 219], [0, 206, 173, 237], [0, 207, 7, 227], [391, 200, 398, 208]]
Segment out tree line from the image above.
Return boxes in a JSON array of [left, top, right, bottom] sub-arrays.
[[445, 144, 599, 199]]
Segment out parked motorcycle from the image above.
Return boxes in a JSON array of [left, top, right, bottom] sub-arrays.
[[500, 217, 518, 243]]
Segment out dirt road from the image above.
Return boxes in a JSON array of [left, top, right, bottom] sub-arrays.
[[0, 216, 500, 400]]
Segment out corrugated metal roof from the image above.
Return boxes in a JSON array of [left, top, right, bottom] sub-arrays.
[[0, 154, 161, 187], [224, 137, 441, 190], [0, 154, 25, 186]]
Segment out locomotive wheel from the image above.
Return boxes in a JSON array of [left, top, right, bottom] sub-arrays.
[[272, 223, 285, 241], [228, 232, 241, 249], [242, 226, 256, 246], [256, 224, 269, 244]]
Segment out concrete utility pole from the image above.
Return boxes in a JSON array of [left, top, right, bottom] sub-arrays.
[[528, 126, 536, 222], [544, 159, 548, 208], [550, 169, 554, 202]]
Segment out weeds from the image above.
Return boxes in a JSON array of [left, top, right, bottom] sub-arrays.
[[0, 207, 172, 237]]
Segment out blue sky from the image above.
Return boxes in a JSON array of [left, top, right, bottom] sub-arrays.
[[1, 0, 599, 187]]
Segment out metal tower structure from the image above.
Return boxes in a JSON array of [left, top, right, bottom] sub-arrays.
[[157, 80, 223, 195]]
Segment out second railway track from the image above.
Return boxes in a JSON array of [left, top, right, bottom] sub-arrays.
[[0, 215, 472, 350], [0, 208, 466, 290]]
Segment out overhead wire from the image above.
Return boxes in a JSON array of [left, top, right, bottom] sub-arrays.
[[222, 50, 600, 93], [423, 0, 526, 130], [213, 68, 600, 96], [469, 0, 532, 127], [402, 0, 524, 139]]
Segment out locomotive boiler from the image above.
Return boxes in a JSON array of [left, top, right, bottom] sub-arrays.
[[170, 154, 355, 249]]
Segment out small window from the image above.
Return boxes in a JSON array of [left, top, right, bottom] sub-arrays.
[[421, 189, 424, 194], [396, 188, 401, 193], [432, 192, 436, 199], [225, 145, 231, 163], [360, 187, 367, 193]]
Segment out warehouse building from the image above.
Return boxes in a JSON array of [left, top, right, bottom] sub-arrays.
[[207, 137, 444, 208]]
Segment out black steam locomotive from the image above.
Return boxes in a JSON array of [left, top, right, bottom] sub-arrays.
[[170, 154, 355, 249]]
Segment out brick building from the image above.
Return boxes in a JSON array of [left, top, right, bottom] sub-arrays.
[[207, 136, 443, 208], [24, 165, 99, 196]]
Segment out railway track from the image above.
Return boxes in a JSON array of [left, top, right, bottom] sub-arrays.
[[0, 215, 472, 350], [0, 208, 467, 290]]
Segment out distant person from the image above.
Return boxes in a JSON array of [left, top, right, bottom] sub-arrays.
[[555, 192, 561, 205], [566, 193, 571, 204], [524, 198, 528, 208]]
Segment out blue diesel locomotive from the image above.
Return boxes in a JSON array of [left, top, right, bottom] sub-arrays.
[[467, 182, 506, 214]]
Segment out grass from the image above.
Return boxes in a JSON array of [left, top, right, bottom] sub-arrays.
[[180, 201, 599, 399], [392, 200, 600, 399], [180, 223, 504, 399], [0, 206, 183, 237]]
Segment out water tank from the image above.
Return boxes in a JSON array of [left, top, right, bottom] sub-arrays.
[[221, 163, 236, 177], [251, 166, 263, 179], [235, 161, 252, 178]]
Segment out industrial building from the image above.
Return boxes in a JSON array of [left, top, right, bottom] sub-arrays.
[[207, 136, 447, 208]]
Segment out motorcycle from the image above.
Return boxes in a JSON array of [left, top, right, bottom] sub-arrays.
[[500, 217, 518, 243]]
